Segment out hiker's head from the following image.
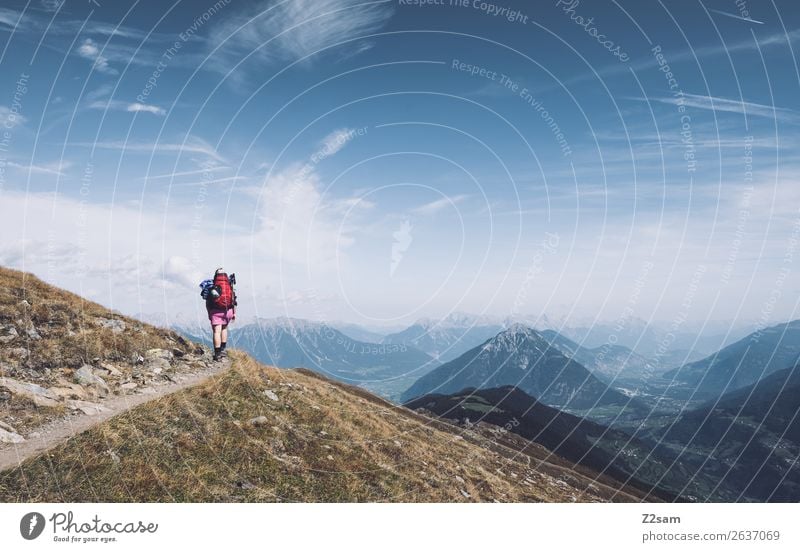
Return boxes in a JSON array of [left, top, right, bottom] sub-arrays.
[[215, 267, 225, 276]]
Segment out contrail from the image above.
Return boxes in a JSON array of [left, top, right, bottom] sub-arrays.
[[709, 9, 764, 25]]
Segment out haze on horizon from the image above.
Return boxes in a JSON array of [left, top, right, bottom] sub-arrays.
[[1, 0, 799, 333]]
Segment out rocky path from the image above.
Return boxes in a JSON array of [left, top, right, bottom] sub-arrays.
[[0, 358, 228, 473]]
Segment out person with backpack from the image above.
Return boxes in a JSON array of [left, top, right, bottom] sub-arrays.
[[200, 267, 237, 361]]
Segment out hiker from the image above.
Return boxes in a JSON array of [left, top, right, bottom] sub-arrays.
[[200, 268, 237, 361]]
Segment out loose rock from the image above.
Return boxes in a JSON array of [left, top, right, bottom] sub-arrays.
[[97, 363, 123, 378], [145, 348, 173, 361], [249, 416, 269, 427], [263, 390, 279, 402], [0, 420, 18, 433], [99, 318, 126, 334], [74, 365, 110, 398], [0, 325, 18, 344], [0, 377, 61, 408], [0, 427, 25, 444]]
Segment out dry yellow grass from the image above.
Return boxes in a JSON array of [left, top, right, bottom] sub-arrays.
[[0, 266, 193, 374], [0, 266, 204, 433], [0, 353, 652, 502]]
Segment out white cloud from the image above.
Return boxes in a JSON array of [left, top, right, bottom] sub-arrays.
[[0, 7, 32, 32], [0, 105, 26, 128], [256, 163, 354, 266], [127, 102, 166, 115], [76, 38, 117, 75], [0, 7, 167, 41], [647, 93, 800, 124], [7, 161, 71, 176], [39, 0, 64, 13], [69, 137, 226, 163], [0, 239, 80, 268], [537, 27, 800, 95], [88, 99, 166, 116], [318, 127, 356, 157], [207, 0, 394, 73], [141, 166, 230, 180], [412, 194, 469, 216], [163, 256, 201, 289], [171, 175, 247, 187], [0, 190, 232, 314]]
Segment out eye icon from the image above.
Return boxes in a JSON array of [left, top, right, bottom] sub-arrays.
[[20, 512, 45, 540]]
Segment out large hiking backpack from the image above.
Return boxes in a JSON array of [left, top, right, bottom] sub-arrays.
[[211, 272, 235, 309]]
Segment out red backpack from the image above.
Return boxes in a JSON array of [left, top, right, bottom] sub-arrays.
[[211, 272, 235, 309]]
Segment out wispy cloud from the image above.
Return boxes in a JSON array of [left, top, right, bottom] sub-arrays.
[[170, 175, 247, 188], [88, 99, 166, 116], [319, 127, 357, 157], [643, 93, 800, 124], [412, 195, 469, 216], [141, 166, 230, 180], [1, 7, 172, 71], [0, 7, 33, 33], [541, 27, 800, 94], [38, 0, 64, 13], [69, 137, 226, 162], [207, 0, 394, 74], [7, 161, 71, 176], [0, 6, 172, 41]]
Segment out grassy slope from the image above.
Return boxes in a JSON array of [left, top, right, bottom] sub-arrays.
[[0, 266, 187, 372], [0, 353, 652, 502], [0, 266, 203, 433]]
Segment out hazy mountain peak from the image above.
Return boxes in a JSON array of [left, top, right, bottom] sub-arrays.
[[413, 312, 501, 329], [488, 323, 540, 344]]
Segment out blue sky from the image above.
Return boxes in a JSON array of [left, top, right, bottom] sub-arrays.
[[1, 0, 800, 332]]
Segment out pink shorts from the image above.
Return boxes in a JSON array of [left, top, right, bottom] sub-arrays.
[[208, 308, 235, 326]]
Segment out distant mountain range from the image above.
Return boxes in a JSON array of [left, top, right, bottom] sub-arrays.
[[663, 320, 800, 398], [540, 330, 664, 386], [400, 325, 642, 419], [328, 322, 387, 344], [225, 318, 438, 401], [382, 313, 504, 362]]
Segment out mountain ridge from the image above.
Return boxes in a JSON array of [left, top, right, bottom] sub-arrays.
[[662, 319, 800, 397], [400, 325, 641, 418]]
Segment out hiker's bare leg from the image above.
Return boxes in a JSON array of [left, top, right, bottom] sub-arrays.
[[221, 324, 228, 344], [213, 324, 222, 348]]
